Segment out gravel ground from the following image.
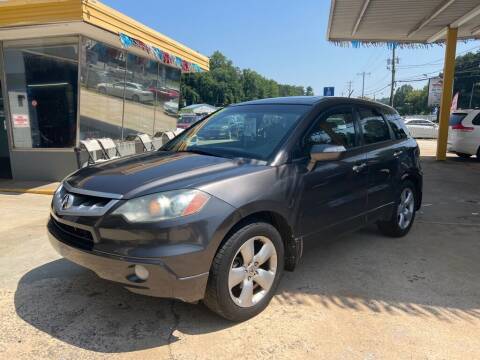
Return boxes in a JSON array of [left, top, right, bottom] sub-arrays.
[[1, 149, 479, 359]]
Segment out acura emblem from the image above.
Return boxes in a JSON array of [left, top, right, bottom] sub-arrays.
[[61, 194, 74, 210]]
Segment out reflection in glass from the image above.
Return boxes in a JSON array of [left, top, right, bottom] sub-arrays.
[[80, 38, 126, 140], [3, 38, 78, 148], [123, 53, 156, 138], [155, 64, 181, 134]]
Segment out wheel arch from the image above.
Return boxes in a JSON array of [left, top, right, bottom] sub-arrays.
[[216, 209, 301, 272], [401, 172, 423, 210]]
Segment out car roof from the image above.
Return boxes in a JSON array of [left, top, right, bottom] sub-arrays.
[[231, 96, 397, 112]]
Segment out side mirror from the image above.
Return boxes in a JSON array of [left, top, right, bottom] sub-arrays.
[[308, 144, 346, 171]]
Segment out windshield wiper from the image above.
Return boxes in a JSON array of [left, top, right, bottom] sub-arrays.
[[178, 149, 224, 158]]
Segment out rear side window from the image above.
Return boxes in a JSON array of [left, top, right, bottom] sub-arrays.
[[449, 113, 467, 126], [472, 114, 480, 126], [359, 108, 392, 144], [386, 113, 409, 139]]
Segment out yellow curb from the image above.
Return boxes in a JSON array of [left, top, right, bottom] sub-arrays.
[[0, 188, 55, 195]]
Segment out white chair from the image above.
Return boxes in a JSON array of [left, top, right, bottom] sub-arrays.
[[164, 131, 176, 140], [97, 138, 121, 160], [137, 133, 155, 152], [80, 139, 109, 166]]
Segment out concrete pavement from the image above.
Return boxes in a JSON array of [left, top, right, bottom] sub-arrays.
[[0, 149, 479, 359]]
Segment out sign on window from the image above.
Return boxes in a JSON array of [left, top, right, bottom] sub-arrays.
[[12, 114, 30, 128]]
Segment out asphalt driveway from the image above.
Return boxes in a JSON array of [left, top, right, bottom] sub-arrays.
[[1, 150, 479, 359]]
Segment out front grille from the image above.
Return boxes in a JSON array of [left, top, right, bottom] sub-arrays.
[[63, 192, 111, 210], [49, 217, 94, 251], [53, 185, 118, 217]]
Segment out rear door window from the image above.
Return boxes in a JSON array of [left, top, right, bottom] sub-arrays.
[[358, 107, 392, 144], [449, 113, 467, 126]]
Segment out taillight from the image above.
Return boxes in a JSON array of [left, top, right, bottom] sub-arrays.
[[452, 123, 474, 132]]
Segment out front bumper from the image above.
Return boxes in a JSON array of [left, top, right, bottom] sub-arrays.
[[48, 218, 209, 302]]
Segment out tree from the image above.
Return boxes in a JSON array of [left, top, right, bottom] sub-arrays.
[[452, 51, 480, 108], [306, 86, 314, 96], [181, 51, 311, 107]]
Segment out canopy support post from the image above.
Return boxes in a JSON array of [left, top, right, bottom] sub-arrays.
[[436, 26, 457, 161]]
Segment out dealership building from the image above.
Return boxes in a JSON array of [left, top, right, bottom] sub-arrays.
[[0, 0, 209, 181]]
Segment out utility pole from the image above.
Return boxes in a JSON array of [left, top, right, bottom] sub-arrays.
[[469, 82, 479, 108], [388, 44, 399, 106], [357, 71, 371, 98], [346, 81, 354, 98]]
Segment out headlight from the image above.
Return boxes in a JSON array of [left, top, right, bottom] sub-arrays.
[[112, 189, 210, 222]]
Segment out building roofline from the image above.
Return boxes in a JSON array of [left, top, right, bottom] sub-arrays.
[[0, 0, 209, 70]]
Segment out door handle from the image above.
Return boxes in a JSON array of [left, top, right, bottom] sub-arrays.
[[352, 163, 366, 173], [393, 150, 404, 157]]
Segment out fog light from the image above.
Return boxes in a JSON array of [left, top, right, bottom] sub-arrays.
[[134, 265, 149, 281]]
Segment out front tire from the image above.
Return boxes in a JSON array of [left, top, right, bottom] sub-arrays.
[[377, 180, 416, 237], [457, 152, 471, 159], [203, 222, 284, 321]]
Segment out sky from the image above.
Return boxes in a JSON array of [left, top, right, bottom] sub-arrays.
[[103, 0, 480, 99]]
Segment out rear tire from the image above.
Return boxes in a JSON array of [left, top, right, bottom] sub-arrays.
[[476, 147, 480, 162], [377, 180, 416, 238], [457, 152, 471, 159], [203, 222, 284, 322]]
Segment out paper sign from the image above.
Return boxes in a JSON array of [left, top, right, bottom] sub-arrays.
[[12, 114, 30, 128], [428, 77, 443, 107]]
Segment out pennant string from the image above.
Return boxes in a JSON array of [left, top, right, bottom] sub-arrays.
[[118, 32, 203, 73]]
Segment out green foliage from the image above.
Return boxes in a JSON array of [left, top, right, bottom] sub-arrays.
[[181, 51, 310, 107], [391, 84, 428, 115], [453, 51, 480, 109], [387, 50, 480, 113]]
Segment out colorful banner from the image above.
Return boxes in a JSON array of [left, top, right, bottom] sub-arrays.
[[119, 33, 204, 73]]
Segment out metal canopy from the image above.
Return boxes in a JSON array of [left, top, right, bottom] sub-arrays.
[[327, 0, 480, 43]]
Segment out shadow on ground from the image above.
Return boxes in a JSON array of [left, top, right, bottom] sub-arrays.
[[15, 224, 480, 353], [14, 157, 480, 353]]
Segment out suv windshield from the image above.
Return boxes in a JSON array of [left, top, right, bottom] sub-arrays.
[[163, 104, 310, 160]]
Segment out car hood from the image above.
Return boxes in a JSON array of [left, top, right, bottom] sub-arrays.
[[65, 151, 265, 199]]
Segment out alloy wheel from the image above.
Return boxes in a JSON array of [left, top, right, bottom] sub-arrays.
[[397, 187, 415, 230], [228, 236, 278, 308]]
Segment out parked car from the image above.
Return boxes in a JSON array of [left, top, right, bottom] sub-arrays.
[[48, 97, 422, 321], [177, 114, 204, 129], [404, 118, 438, 139], [163, 100, 179, 115], [447, 109, 480, 159], [97, 81, 154, 103], [147, 84, 179, 100]]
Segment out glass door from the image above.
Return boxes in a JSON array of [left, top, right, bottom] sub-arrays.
[[0, 70, 13, 179]]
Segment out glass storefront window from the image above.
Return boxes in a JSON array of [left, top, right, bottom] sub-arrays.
[[155, 64, 180, 134], [3, 37, 79, 148], [80, 38, 126, 140], [123, 53, 157, 138]]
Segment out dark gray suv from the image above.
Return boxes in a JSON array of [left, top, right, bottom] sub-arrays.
[[48, 97, 422, 321]]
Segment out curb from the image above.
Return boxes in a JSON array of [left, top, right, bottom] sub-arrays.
[[0, 188, 55, 195]]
